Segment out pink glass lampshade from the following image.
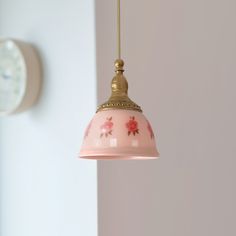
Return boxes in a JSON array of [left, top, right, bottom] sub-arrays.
[[80, 59, 160, 160], [80, 109, 159, 160]]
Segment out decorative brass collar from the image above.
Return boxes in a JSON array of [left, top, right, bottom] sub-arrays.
[[96, 59, 142, 113]]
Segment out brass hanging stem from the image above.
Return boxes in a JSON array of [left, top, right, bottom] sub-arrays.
[[96, 0, 142, 113], [117, 0, 121, 59]]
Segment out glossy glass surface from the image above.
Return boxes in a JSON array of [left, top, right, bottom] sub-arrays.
[[80, 110, 160, 160], [0, 40, 26, 113]]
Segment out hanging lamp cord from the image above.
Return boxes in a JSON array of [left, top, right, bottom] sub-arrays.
[[117, 0, 121, 59]]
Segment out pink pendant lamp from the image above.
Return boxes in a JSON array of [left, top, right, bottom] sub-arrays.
[[79, 0, 160, 160]]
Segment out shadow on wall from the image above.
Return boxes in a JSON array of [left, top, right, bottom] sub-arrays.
[[96, 0, 236, 235], [98, 160, 164, 236]]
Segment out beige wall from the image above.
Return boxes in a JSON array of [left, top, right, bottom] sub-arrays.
[[96, 0, 236, 236]]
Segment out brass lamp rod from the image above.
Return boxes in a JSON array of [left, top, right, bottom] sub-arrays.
[[117, 0, 121, 59], [96, 0, 143, 113]]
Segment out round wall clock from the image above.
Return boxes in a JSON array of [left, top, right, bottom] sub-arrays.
[[0, 39, 41, 116]]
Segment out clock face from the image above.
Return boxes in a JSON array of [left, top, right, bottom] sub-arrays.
[[0, 40, 26, 114]]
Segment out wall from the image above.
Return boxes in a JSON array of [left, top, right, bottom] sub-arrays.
[[1, 0, 236, 235], [0, 1, 97, 236], [96, 1, 236, 236]]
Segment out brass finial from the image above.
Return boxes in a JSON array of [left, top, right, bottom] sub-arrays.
[[115, 59, 124, 73], [96, 0, 142, 113], [96, 60, 142, 113]]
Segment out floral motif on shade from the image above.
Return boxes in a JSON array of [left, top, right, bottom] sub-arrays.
[[100, 117, 113, 138], [126, 116, 139, 136], [147, 120, 154, 139], [84, 120, 93, 138], [80, 110, 160, 159]]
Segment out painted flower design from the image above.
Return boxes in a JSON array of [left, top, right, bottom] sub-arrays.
[[84, 120, 93, 138], [126, 116, 139, 136], [100, 117, 113, 138], [147, 121, 154, 139]]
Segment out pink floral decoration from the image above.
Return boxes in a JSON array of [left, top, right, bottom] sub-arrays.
[[126, 116, 139, 136], [100, 117, 113, 138], [147, 121, 154, 139]]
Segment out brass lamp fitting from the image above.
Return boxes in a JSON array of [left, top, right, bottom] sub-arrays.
[[96, 59, 142, 113]]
